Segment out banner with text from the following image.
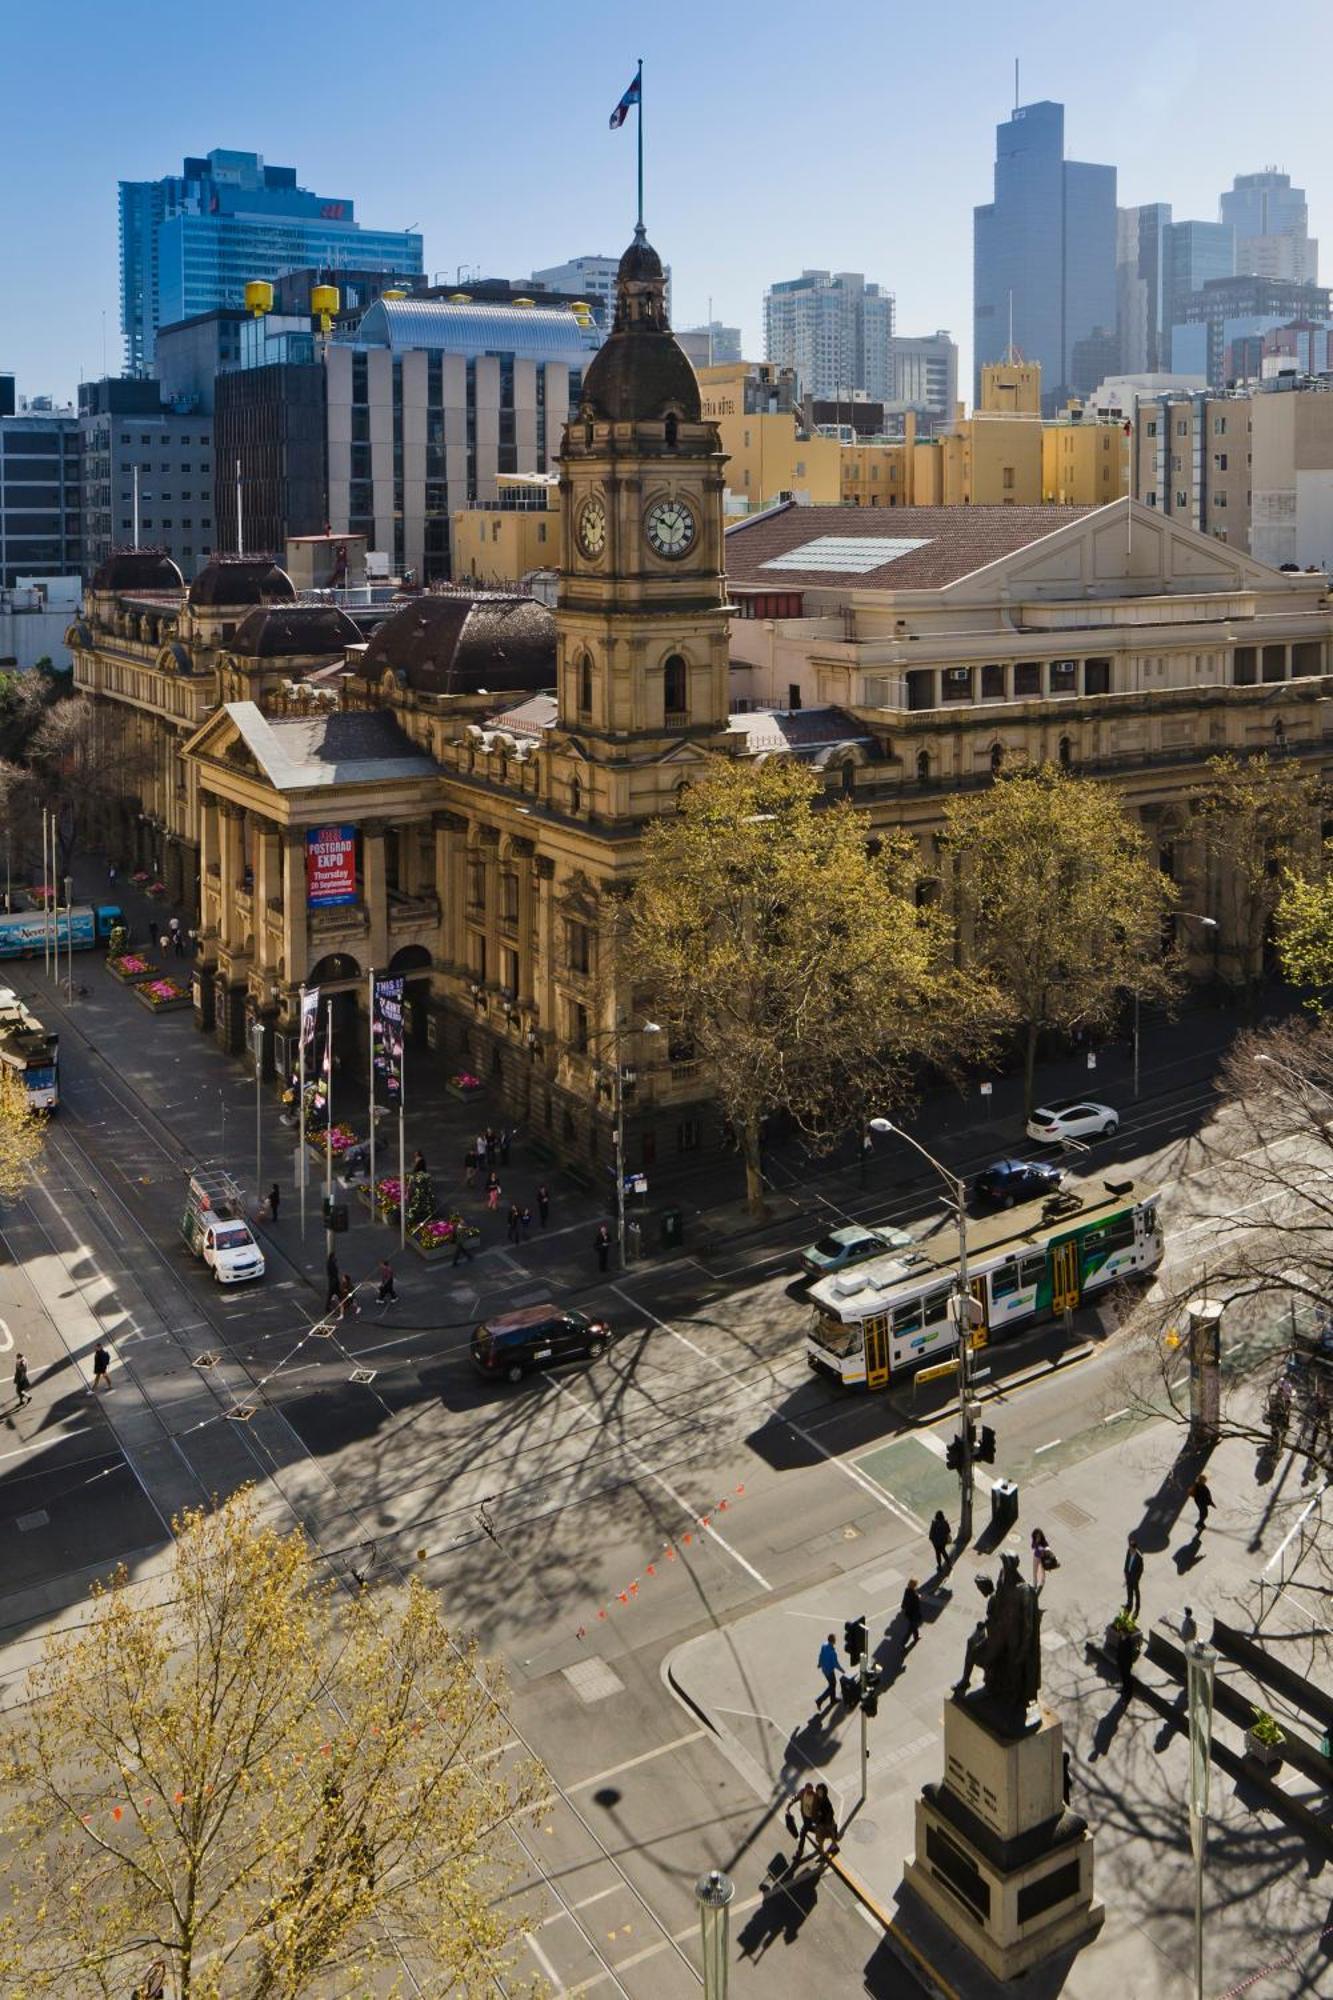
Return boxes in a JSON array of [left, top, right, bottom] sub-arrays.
[[372, 975, 405, 1106], [306, 826, 357, 908]]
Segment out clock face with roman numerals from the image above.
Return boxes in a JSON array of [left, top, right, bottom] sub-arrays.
[[645, 498, 696, 560], [577, 498, 607, 559]]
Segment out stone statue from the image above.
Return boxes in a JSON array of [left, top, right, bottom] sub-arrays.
[[954, 1552, 1042, 1730]]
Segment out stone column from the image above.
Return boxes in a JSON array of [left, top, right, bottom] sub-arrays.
[[433, 811, 467, 975], [253, 821, 280, 979], [479, 825, 500, 987], [512, 837, 536, 1005], [218, 804, 245, 951], [282, 832, 307, 987], [362, 820, 389, 969], [396, 819, 422, 896], [198, 796, 220, 948], [533, 855, 556, 1035]]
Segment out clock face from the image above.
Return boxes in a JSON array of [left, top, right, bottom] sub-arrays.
[[577, 498, 607, 559], [645, 497, 697, 560]]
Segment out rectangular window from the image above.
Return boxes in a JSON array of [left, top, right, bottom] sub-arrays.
[[569, 1001, 589, 1054], [566, 920, 591, 974], [991, 1262, 1019, 1301], [981, 663, 1004, 699], [1002, 466, 1015, 491], [1146, 420, 1157, 437], [1214, 453, 1228, 471], [941, 667, 972, 703], [1084, 659, 1111, 696], [1049, 660, 1076, 693], [1233, 646, 1257, 685], [500, 871, 519, 924], [1020, 1251, 1046, 1287], [499, 946, 519, 997], [676, 1118, 702, 1152], [1013, 661, 1041, 696], [466, 858, 485, 912]]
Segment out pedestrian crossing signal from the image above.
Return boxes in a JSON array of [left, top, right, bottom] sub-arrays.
[[844, 1614, 867, 1665], [945, 1434, 964, 1473], [978, 1425, 997, 1463]]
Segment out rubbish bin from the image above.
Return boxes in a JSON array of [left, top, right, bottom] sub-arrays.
[[990, 1478, 1019, 1532], [660, 1205, 684, 1251]]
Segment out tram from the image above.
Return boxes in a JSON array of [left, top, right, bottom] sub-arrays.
[[0, 990, 59, 1112]]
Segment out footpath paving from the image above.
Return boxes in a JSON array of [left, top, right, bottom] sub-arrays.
[[666, 1397, 1332, 1999]]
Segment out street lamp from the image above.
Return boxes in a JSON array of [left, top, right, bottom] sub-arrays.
[[869, 1115, 977, 1543], [252, 1017, 264, 1212], [1185, 1636, 1217, 2000], [601, 1018, 661, 1268], [1133, 913, 1218, 1100], [695, 1869, 734, 1999]]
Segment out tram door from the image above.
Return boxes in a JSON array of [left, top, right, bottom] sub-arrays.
[[864, 1313, 890, 1389], [1050, 1238, 1081, 1315]]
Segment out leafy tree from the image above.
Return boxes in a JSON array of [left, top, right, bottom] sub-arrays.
[[405, 1168, 436, 1231], [627, 755, 976, 1213], [942, 765, 1178, 1113], [1274, 843, 1333, 1006], [1193, 752, 1323, 998], [0, 1067, 47, 1201], [0, 1491, 540, 1998]]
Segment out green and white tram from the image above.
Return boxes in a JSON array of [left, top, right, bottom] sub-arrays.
[[806, 1177, 1162, 1390]]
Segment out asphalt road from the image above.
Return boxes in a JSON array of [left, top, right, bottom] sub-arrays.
[[0, 963, 1295, 1997]]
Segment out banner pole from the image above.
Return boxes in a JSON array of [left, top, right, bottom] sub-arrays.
[[399, 1026, 407, 1252], [298, 984, 307, 1243], [368, 966, 377, 1213], [324, 998, 334, 1261]]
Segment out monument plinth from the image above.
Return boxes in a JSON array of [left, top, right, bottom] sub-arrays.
[[902, 1553, 1102, 1980]]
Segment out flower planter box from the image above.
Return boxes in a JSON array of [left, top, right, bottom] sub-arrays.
[[447, 1082, 483, 1102], [354, 1183, 401, 1226], [1105, 1620, 1141, 1658], [134, 979, 192, 1014], [107, 954, 157, 985], [409, 1235, 459, 1263], [1244, 1727, 1284, 1771]]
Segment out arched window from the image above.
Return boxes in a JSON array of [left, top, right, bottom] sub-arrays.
[[569, 773, 582, 816], [990, 741, 1004, 778], [916, 750, 931, 784], [663, 653, 688, 721], [578, 654, 593, 716], [664, 413, 679, 449], [1058, 735, 1073, 770]]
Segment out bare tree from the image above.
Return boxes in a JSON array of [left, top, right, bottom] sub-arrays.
[[1193, 752, 1324, 1000]]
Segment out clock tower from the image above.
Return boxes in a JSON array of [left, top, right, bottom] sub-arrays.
[[554, 225, 731, 819]]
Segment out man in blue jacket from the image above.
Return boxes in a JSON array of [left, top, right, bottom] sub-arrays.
[[817, 1633, 841, 1708]]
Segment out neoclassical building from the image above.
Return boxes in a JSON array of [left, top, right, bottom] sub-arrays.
[[67, 229, 1333, 1168]]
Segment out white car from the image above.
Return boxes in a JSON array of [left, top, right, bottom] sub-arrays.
[[1025, 1099, 1119, 1145]]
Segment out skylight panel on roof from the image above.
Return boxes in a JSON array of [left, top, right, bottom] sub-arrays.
[[759, 535, 932, 574]]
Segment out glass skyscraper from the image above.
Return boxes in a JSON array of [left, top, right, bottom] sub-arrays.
[[119, 150, 423, 375], [973, 101, 1116, 413]]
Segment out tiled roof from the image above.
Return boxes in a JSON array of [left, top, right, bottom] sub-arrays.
[[723, 503, 1092, 592], [223, 701, 440, 791], [727, 705, 877, 760]]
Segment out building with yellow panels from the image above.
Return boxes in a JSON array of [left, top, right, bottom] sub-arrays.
[[452, 473, 561, 582], [1042, 416, 1132, 505]]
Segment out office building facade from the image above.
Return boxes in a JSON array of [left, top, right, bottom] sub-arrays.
[[119, 150, 423, 375], [1117, 204, 1171, 375], [890, 332, 958, 429], [763, 271, 895, 402], [1221, 171, 1317, 285], [1171, 276, 1332, 385], [0, 402, 82, 588], [79, 378, 215, 580], [974, 100, 1117, 412], [531, 255, 671, 327], [676, 323, 742, 367], [1133, 391, 1252, 546]]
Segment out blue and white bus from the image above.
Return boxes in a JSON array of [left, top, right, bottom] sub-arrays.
[[0, 904, 122, 959]]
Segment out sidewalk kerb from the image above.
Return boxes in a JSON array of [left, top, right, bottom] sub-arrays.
[[824, 1854, 963, 2000]]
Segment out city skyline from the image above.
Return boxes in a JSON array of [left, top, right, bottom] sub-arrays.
[[3, 0, 1333, 404]]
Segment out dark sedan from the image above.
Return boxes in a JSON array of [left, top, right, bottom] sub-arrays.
[[974, 1159, 1064, 1209]]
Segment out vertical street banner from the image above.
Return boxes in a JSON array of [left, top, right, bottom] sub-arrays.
[[371, 975, 405, 1107], [306, 826, 358, 907], [300, 986, 321, 1066]]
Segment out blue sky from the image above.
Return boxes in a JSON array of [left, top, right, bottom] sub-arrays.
[[4, 0, 1333, 402]]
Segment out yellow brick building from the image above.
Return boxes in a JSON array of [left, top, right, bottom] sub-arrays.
[[451, 474, 562, 582], [1042, 416, 1132, 506]]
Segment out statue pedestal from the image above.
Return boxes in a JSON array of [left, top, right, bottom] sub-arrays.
[[903, 1694, 1102, 1980]]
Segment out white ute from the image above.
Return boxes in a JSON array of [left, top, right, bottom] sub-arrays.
[[180, 1169, 266, 1284]]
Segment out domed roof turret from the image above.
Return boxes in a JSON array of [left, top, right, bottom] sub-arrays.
[[187, 556, 296, 609], [579, 225, 700, 425], [91, 550, 184, 594]]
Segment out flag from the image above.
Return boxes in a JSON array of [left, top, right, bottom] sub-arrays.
[[371, 976, 405, 1105], [609, 71, 640, 129]]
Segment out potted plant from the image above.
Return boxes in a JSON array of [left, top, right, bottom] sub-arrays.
[[107, 950, 155, 984], [1106, 1606, 1141, 1656], [1244, 1707, 1285, 1772], [134, 975, 192, 1014], [447, 1069, 483, 1101]]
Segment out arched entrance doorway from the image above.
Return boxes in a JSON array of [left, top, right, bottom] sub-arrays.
[[388, 945, 433, 1055], [305, 954, 362, 1117]]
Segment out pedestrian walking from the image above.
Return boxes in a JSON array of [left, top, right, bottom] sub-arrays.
[[13, 1353, 31, 1408], [376, 1258, 397, 1307], [268, 1182, 280, 1223], [175, 925, 187, 958], [486, 1173, 502, 1213], [168, 916, 181, 950], [816, 1632, 841, 1708], [506, 1201, 522, 1244], [1190, 1474, 1214, 1535], [1115, 1627, 1137, 1697], [451, 1227, 475, 1267], [928, 1509, 952, 1573], [1123, 1535, 1144, 1619], [901, 1577, 923, 1649], [1179, 1605, 1198, 1645], [594, 1223, 611, 1273], [811, 1783, 839, 1861], [107, 862, 117, 885], [787, 1781, 818, 1862], [474, 1133, 487, 1172], [412, 1149, 427, 1176], [499, 1126, 512, 1166], [464, 1147, 477, 1190], [1031, 1527, 1058, 1586], [537, 1183, 550, 1227], [519, 1203, 533, 1239], [92, 1344, 111, 1392], [337, 1272, 360, 1320], [325, 1251, 340, 1312], [485, 1127, 498, 1167]]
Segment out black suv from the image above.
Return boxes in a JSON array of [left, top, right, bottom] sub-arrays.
[[471, 1304, 612, 1384]]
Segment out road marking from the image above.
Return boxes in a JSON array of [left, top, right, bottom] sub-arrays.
[[1102, 1407, 1130, 1424], [566, 1728, 707, 1794], [0, 1428, 98, 1466], [613, 1284, 924, 1533], [538, 1884, 626, 1926], [0, 1316, 12, 1354], [1034, 1438, 1062, 1455], [543, 1371, 772, 1593], [522, 1925, 564, 1989]]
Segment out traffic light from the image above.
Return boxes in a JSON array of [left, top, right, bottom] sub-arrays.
[[945, 1433, 964, 1473], [842, 1673, 861, 1711], [844, 1615, 867, 1666], [978, 1425, 997, 1464], [861, 1663, 882, 1719]]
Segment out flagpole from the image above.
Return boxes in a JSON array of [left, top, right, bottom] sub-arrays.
[[324, 997, 334, 1262], [368, 966, 376, 1212], [298, 984, 307, 1243], [398, 1027, 407, 1252], [636, 57, 644, 231]]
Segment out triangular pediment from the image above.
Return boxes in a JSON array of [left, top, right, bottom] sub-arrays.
[[945, 500, 1290, 603]]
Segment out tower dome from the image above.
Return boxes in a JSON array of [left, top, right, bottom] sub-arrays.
[[579, 225, 700, 425]]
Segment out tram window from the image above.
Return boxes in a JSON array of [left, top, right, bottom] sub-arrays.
[[1142, 1207, 1157, 1236], [1020, 1252, 1047, 1287], [1085, 1215, 1136, 1253], [892, 1302, 922, 1335], [923, 1287, 951, 1323], [991, 1263, 1020, 1301]]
